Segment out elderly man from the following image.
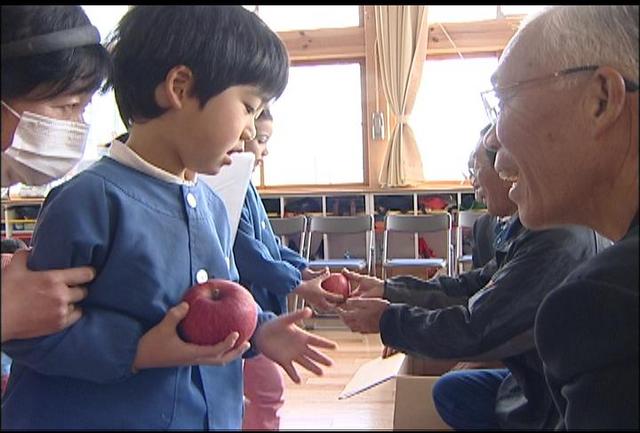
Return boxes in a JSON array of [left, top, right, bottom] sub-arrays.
[[482, 5, 638, 429], [338, 125, 610, 430]]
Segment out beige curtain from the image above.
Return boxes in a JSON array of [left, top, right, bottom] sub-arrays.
[[375, 5, 429, 187]]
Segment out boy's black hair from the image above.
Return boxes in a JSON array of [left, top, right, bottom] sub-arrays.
[[1, 5, 111, 100], [105, 6, 290, 126]]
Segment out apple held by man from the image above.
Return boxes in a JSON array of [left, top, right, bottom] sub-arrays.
[[321, 273, 351, 301]]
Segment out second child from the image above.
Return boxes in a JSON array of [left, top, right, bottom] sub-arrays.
[[235, 109, 345, 430]]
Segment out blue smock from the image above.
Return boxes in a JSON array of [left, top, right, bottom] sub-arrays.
[[1, 157, 275, 430], [233, 182, 308, 315]]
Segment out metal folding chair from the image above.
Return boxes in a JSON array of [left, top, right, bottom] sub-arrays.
[[305, 215, 375, 276], [269, 215, 308, 313], [382, 213, 452, 279], [455, 210, 488, 275]]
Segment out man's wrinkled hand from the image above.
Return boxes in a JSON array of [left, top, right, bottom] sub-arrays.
[[336, 297, 390, 334]]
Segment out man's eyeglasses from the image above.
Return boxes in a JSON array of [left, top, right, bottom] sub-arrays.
[[481, 65, 640, 126], [485, 148, 497, 167]]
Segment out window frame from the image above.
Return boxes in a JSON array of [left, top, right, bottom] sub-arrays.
[[257, 57, 368, 188], [249, 6, 528, 193]]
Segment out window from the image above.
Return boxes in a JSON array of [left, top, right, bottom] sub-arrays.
[[411, 56, 498, 182], [251, 5, 360, 31], [427, 6, 498, 23], [427, 5, 549, 23], [81, 5, 129, 162], [500, 5, 549, 17], [259, 62, 364, 186]]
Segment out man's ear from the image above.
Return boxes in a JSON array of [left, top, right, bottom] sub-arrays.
[[154, 65, 194, 110], [585, 66, 627, 139]]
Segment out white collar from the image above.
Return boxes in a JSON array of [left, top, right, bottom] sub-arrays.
[[107, 139, 197, 187]]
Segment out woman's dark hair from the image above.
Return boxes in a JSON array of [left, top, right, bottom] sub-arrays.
[[105, 6, 289, 126], [1, 237, 27, 254], [1, 5, 110, 100]]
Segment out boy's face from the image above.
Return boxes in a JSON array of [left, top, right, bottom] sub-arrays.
[[177, 85, 265, 176], [244, 118, 272, 170]]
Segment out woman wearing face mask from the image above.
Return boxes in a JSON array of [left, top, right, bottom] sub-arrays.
[[0, 5, 110, 342]]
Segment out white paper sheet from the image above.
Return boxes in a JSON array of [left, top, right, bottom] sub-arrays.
[[199, 152, 255, 242], [338, 353, 406, 399]]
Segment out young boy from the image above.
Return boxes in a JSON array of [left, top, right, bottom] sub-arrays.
[[235, 109, 345, 429], [2, 6, 336, 430]]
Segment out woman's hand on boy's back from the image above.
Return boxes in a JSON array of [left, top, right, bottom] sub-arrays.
[[253, 307, 337, 384], [132, 302, 250, 372], [1, 249, 92, 343]]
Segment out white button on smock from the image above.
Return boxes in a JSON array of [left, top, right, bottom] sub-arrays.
[[196, 269, 208, 284], [186, 193, 197, 208]]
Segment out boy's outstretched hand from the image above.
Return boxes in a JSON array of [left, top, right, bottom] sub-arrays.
[[253, 307, 338, 384], [293, 269, 345, 312], [132, 302, 250, 372]]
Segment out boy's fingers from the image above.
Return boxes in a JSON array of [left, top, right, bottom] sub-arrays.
[[295, 356, 323, 376], [305, 333, 338, 350], [282, 363, 300, 384], [304, 347, 334, 366], [321, 290, 346, 303], [166, 302, 190, 324]]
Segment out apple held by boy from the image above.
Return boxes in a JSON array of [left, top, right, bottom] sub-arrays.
[[321, 273, 351, 301], [179, 279, 258, 348]]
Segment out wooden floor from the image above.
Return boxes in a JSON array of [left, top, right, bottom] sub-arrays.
[[279, 321, 395, 430]]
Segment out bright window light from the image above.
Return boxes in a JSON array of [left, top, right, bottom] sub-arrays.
[[411, 56, 498, 182], [81, 6, 129, 162], [253, 6, 360, 31], [427, 6, 497, 23], [500, 5, 549, 16], [261, 63, 364, 186]]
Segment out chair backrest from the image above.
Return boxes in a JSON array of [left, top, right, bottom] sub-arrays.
[[455, 210, 488, 264], [457, 210, 487, 229], [305, 215, 375, 273], [385, 213, 451, 233], [308, 215, 374, 234], [269, 216, 307, 255], [383, 213, 453, 269]]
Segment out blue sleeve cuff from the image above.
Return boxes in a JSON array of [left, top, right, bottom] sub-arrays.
[[244, 309, 277, 358]]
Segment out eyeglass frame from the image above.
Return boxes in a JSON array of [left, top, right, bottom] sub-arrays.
[[481, 64, 640, 126]]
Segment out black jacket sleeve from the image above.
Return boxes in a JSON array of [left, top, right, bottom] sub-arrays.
[[380, 225, 603, 361], [383, 261, 497, 308]]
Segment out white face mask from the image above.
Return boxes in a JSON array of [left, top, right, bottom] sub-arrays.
[[1, 100, 89, 187]]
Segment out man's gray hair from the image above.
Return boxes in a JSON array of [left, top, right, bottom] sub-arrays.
[[521, 6, 638, 86]]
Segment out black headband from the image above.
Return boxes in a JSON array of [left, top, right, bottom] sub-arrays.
[[1, 25, 101, 60]]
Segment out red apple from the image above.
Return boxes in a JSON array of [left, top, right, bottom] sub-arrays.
[[179, 279, 258, 348], [321, 273, 351, 300]]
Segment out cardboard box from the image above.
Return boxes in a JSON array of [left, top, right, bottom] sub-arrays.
[[339, 353, 455, 430]]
